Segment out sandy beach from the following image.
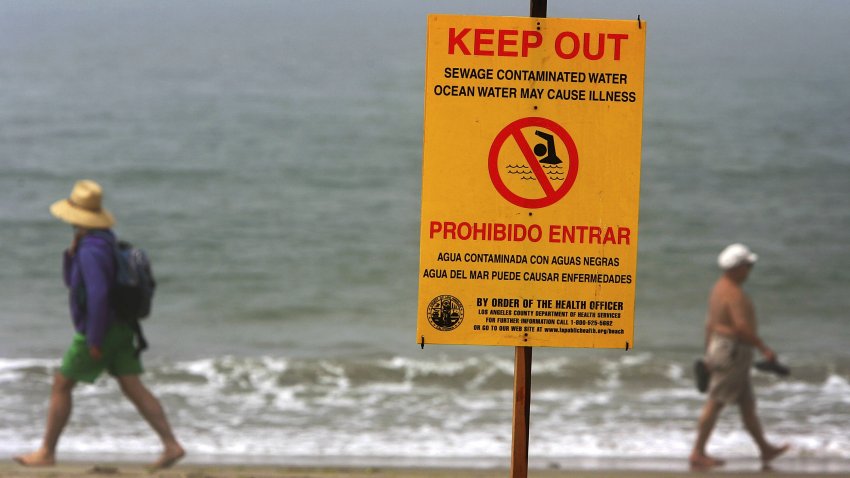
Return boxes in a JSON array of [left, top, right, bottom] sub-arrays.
[[2, 462, 849, 478]]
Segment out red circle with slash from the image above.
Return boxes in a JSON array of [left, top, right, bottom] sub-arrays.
[[488, 117, 579, 209]]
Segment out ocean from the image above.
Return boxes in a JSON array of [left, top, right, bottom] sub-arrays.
[[1, 0, 848, 472]]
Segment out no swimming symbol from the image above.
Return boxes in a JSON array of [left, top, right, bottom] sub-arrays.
[[488, 117, 578, 209]]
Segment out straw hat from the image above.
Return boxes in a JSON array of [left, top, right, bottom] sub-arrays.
[[50, 180, 115, 228]]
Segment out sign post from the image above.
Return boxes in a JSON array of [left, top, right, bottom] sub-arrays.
[[418, 5, 646, 475], [511, 345, 532, 477], [511, 6, 543, 476]]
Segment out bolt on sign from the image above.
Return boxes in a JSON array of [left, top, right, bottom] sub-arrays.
[[417, 14, 646, 349]]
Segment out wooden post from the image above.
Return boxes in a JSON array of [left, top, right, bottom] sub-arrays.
[[510, 346, 533, 477], [530, 0, 547, 19], [511, 3, 546, 477]]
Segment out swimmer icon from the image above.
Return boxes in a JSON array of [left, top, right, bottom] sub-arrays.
[[533, 131, 563, 165]]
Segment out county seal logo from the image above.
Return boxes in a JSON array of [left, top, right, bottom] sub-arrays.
[[426, 295, 464, 331]]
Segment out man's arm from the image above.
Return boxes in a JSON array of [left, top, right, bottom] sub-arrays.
[[77, 245, 112, 359], [728, 293, 776, 361]]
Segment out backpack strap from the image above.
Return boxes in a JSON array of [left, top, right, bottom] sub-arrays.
[[128, 319, 149, 357]]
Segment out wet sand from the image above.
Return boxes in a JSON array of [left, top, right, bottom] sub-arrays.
[[2, 462, 848, 478]]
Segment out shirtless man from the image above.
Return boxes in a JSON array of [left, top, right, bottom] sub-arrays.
[[689, 243, 789, 470]]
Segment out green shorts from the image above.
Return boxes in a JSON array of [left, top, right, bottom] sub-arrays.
[[60, 322, 144, 383]]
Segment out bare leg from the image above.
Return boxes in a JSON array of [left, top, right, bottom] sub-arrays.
[[14, 372, 77, 466], [739, 394, 789, 468], [689, 398, 726, 469], [115, 374, 185, 469]]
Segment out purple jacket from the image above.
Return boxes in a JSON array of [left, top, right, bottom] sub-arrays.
[[63, 230, 117, 349]]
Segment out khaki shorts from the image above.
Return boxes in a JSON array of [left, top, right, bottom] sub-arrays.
[[60, 322, 144, 383], [705, 333, 753, 404]]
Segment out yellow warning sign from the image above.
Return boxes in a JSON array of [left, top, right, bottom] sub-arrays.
[[417, 14, 646, 349]]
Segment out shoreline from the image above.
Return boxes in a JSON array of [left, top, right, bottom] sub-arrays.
[[3, 457, 850, 478]]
